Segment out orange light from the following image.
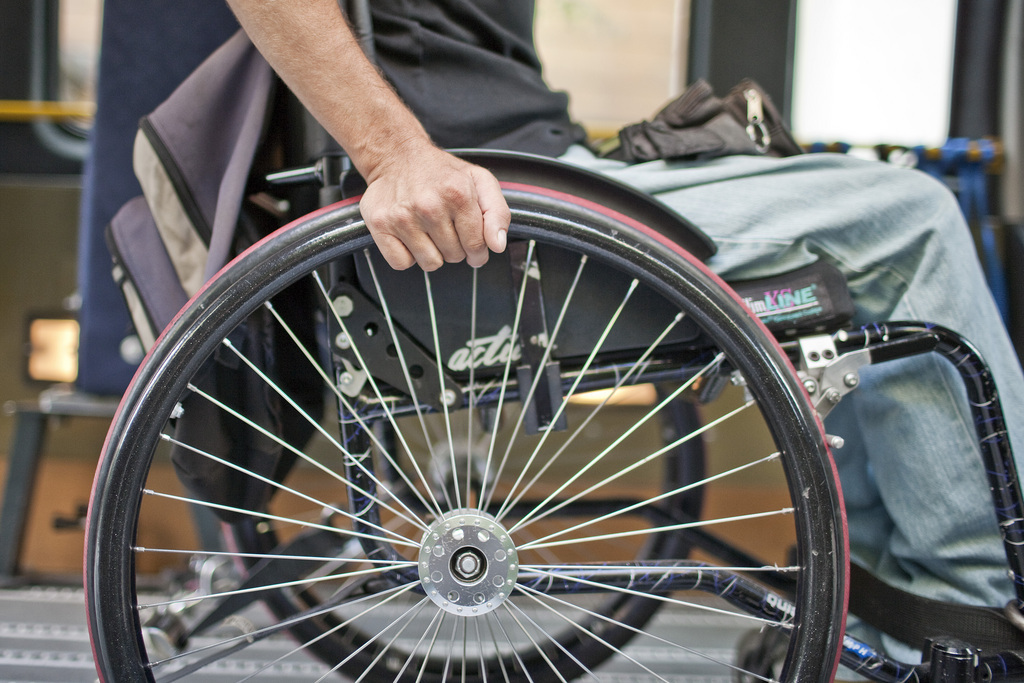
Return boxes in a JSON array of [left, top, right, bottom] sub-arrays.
[[27, 318, 79, 383]]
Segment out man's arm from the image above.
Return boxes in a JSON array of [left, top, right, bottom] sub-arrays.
[[226, 0, 510, 270]]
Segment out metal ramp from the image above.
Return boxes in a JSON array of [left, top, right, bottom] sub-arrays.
[[0, 586, 745, 682]]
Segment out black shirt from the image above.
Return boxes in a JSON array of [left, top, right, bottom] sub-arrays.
[[369, 0, 585, 156]]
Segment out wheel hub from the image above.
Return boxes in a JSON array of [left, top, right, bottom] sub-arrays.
[[418, 509, 518, 616]]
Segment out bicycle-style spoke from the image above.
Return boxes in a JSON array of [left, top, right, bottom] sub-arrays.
[[138, 560, 413, 611], [520, 507, 793, 552], [185, 380, 427, 533], [263, 298, 433, 530], [513, 396, 754, 535], [364, 253, 459, 513], [241, 592, 432, 683], [495, 311, 687, 523], [507, 352, 728, 534], [161, 433, 419, 547], [519, 565, 789, 628], [439, 611, 463, 682], [314, 270, 445, 519], [522, 451, 781, 548], [424, 269, 463, 510], [215, 334, 443, 537], [510, 592, 660, 683], [142, 488, 419, 550], [499, 603, 570, 683], [414, 610, 451, 682], [487, 254, 588, 515], [522, 562, 800, 575], [476, 241, 537, 512], [146, 581, 419, 678], [504, 600, 601, 682], [490, 609, 538, 683], [482, 613, 514, 683], [515, 583, 781, 683], [465, 267, 480, 514], [133, 545, 412, 568], [310, 597, 435, 683], [348, 599, 434, 683], [485, 275, 639, 517]]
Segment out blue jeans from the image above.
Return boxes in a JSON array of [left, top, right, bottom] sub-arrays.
[[562, 146, 1024, 655]]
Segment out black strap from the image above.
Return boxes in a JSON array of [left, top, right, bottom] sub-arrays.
[[849, 563, 1024, 651]]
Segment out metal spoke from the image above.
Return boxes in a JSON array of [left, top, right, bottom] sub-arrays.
[[356, 600, 435, 683], [465, 267, 479, 510], [515, 582, 781, 683], [186, 381, 426, 533], [519, 507, 793, 552], [440, 609, 462, 682], [477, 241, 536, 511], [495, 312, 687, 523], [508, 353, 727, 534], [314, 270, 444, 519], [363, 252, 455, 513], [503, 599, 601, 682], [487, 273, 634, 517], [514, 397, 754, 535], [212, 338, 437, 535], [488, 254, 587, 515], [342, 599, 436, 683], [133, 546, 372, 564], [138, 559, 414, 611], [245, 595, 431, 683], [161, 433, 419, 547], [147, 581, 418, 677], [518, 565, 788, 628], [263, 298, 431, 530], [424, 270, 462, 510], [483, 613, 513, 683], [473, 618, 488, 683], [414, 610, 449, 683], [524, 562, 800, 575], [141, 488, 419, 551], [135, 545, 412, 571], [490, 609, 537, 683], [386, 607, 446, 683], [498, 603, 566, 683], [523, 451, 781, 548]]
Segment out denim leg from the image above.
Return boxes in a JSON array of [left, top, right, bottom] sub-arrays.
[[561, 148, 1024, 613]]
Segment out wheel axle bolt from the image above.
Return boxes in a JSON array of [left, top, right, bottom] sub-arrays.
[[452, 547, 485, 583]]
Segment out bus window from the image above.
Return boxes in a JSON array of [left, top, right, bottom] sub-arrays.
[[55, 0, 103, 133]]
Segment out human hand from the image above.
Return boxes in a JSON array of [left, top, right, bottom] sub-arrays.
[[359, 143, 511, 271]]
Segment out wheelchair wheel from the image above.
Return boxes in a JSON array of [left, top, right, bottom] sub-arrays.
[[86, 184, 847, 682]]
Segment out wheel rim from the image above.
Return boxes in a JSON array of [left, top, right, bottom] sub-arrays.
[[86, 188, 846, 682]]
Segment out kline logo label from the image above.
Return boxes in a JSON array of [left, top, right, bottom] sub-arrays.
[[744, 283, 822, 321], [447, 325, 522, 372]]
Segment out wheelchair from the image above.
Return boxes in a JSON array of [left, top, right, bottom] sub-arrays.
[[81, 139, 1024, 682]]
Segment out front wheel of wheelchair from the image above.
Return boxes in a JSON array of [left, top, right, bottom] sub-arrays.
[[86, 184, 847, 682]]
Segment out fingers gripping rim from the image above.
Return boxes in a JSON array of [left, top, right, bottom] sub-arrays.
[[86, 184, 847, 682]]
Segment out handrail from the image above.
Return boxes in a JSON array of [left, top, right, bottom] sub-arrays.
[[0, 99, 96, 122]]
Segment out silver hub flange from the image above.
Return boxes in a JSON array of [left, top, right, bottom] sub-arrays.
[[418, 509, 518, 616]]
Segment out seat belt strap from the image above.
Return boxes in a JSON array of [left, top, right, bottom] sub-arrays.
[[849, 563, 1024, 652]]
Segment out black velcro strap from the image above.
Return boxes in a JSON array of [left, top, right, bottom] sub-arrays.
[[849, 563, 1024, 651]]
